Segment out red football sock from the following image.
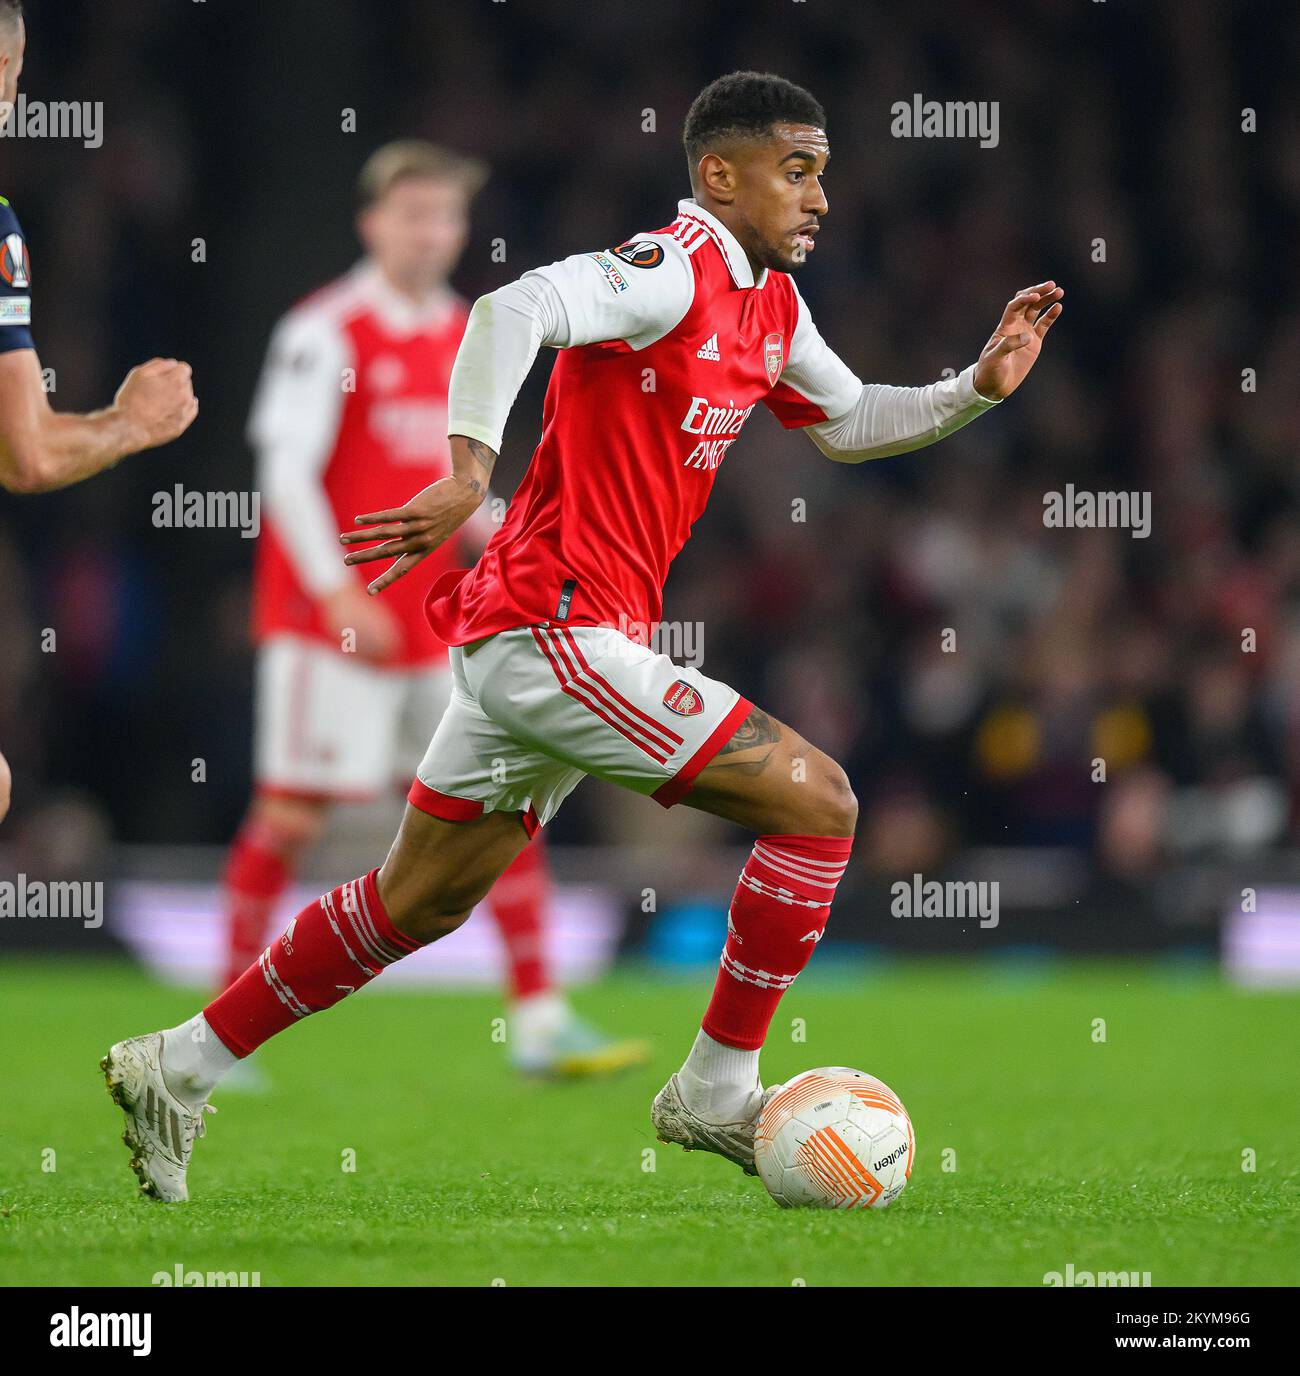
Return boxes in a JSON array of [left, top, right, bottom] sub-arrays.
[[204, 869, 421, 1057], [486, 837, 551, 1000], [701, 834, 853, 1051], [219, 816, 297, 991]]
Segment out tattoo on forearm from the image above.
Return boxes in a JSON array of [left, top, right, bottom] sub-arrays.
[[450, 437, 498, 500], [468, 438, 497, 476]]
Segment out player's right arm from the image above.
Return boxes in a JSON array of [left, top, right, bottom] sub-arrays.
[[0, 200, 197, 494], [341, 239, 694, 593]]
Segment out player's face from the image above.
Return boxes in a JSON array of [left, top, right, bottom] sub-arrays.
[[358, 176, 469, 296], [730, 123, 829, 273], [0, 17, 25, 128]]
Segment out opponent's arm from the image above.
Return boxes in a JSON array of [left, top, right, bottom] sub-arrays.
[[0, 349, 197, 494]]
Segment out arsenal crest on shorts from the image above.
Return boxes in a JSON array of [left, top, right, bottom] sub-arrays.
[[763, 332, 784, 387], [663, 679, 704, 717]]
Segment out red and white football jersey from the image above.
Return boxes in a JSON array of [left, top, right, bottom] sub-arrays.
[[427, 199, 864, 648], [249, 262, 470, 667]]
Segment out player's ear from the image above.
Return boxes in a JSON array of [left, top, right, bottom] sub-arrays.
[[696, 153, 738, 206]]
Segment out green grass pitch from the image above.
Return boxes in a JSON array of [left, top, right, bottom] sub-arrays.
[[1, 957, 1297, 1287]]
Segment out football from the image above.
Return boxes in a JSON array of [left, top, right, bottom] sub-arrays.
[[755, 1067, 914, 1209]]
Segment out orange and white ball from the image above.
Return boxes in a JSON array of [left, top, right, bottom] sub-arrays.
[[755, 1067, 914, 1209]]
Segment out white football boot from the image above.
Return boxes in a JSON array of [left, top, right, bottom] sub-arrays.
[[101, 1032, 215, 1202], [651, 1075, 781, 1176]]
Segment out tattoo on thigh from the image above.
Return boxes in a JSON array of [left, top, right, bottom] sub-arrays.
[[710, 705, 782, 773]]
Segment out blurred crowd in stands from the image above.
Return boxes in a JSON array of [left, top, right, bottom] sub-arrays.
[[0, 0, 1295, 891]]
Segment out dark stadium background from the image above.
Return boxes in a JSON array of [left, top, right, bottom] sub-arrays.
[[1, 0, 1296, 958]]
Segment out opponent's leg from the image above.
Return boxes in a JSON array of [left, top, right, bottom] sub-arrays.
[[103, 805, 529, 1201], [652, 704, 856, 1172]]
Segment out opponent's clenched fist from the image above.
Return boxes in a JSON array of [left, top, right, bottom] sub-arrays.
[[114, 357, 199, 449]]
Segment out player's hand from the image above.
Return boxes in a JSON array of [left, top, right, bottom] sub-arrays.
[[971, 282, 1064, 402], [113, 358, 199, 449], [340, 476, 482, 596], [320, 584, 402, 663]]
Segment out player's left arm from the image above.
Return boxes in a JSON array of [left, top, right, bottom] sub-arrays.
[[769, 282, 1063, 462]]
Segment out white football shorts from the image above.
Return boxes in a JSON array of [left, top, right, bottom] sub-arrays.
[[408, 623, 752, 834], [254, 633, 452, 800]]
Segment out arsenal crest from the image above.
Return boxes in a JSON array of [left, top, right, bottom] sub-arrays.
[[663, 679, 704, 717], [763, 332, 784, 386]]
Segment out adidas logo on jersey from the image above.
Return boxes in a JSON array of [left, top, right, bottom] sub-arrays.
[[696, 333, 721, 361]]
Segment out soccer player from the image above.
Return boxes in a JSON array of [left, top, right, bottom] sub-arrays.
[[104, 72, 1062, 1201], [0, 0, 197, 825], [224, 140, 646, 1079]]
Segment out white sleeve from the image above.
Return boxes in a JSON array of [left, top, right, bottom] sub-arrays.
[[249, 310, 352, 597], [526, 237, 694, 350], [806, 365, 1000, 463], [772, 284, 1000, 463], [447, 236, 694, 453]]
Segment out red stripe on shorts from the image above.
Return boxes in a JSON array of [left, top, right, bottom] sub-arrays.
[[531, 627, 676, 764], [554, 626, 684, 747]]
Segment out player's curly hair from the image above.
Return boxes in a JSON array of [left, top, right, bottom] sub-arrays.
[[683, 71, 825, 175]]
